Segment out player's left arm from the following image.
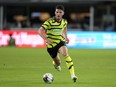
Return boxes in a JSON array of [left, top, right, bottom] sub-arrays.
[[63, 27, 69, 44]]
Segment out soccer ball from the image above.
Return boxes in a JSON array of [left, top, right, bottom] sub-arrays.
[[42, 73, 54, 84]]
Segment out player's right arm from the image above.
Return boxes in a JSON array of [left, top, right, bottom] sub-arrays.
[[38, 27, 52, 44]]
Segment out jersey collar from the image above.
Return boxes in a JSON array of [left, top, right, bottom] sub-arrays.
[[53, 16, 62, 23]]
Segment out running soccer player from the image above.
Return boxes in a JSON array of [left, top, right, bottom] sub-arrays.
[[38, 5, 77, 82]]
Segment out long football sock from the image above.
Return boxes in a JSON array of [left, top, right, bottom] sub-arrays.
[[65, 56, 75, 78]]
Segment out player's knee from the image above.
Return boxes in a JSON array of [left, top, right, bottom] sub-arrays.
[[62, 53, 68, 57]]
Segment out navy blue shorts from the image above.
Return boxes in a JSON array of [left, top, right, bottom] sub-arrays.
[[47, 41, 66, 58]]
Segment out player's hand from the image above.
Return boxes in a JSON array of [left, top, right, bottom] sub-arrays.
[[45, 39, 52, 44], [65, 38, 69, 44]]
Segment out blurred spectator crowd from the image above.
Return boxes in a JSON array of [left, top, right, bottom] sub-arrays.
[[1, 1, 116, 31]]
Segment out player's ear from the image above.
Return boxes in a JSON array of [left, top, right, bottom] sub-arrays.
[[62, 11, 64, 15]]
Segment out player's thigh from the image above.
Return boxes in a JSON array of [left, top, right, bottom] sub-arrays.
[[59, 46, 68, 57]]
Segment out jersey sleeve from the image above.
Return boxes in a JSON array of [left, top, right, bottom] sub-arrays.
[[42, 20, 50, 30], [64, 19, 68, 28]]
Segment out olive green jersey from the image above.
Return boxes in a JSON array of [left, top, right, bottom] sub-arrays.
[[42, 17, 67, 48]]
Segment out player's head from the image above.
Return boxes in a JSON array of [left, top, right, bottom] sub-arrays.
[[55, 5, 64, 20]]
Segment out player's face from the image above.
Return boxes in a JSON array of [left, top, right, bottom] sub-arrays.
[[55, 9, 64, 20]]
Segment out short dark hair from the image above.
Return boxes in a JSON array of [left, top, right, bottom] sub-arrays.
[[56, 5, 65, 11]]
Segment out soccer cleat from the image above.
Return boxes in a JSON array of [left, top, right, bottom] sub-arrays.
[[72, 76, 77, 82], [54, 65, 61, 71], [53, 61, 61, 71]]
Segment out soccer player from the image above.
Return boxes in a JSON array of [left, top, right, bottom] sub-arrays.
[[38, 5, 77, 82]]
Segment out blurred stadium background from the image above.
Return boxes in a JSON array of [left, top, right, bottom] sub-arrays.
[[0, 0, 116, 31], [0, 0, 116, 87], [0, 0, 116, 48]]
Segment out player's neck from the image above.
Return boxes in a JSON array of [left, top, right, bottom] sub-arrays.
[[54, 16, 62, 22]]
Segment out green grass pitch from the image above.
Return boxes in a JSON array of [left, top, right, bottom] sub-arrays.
[[0, 47, 116, 87]]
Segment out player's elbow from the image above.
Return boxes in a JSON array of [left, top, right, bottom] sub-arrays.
[[38, 27, 43, 34]]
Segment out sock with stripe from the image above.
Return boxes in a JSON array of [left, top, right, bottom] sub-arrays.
[[65, 55, 76, 78]]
